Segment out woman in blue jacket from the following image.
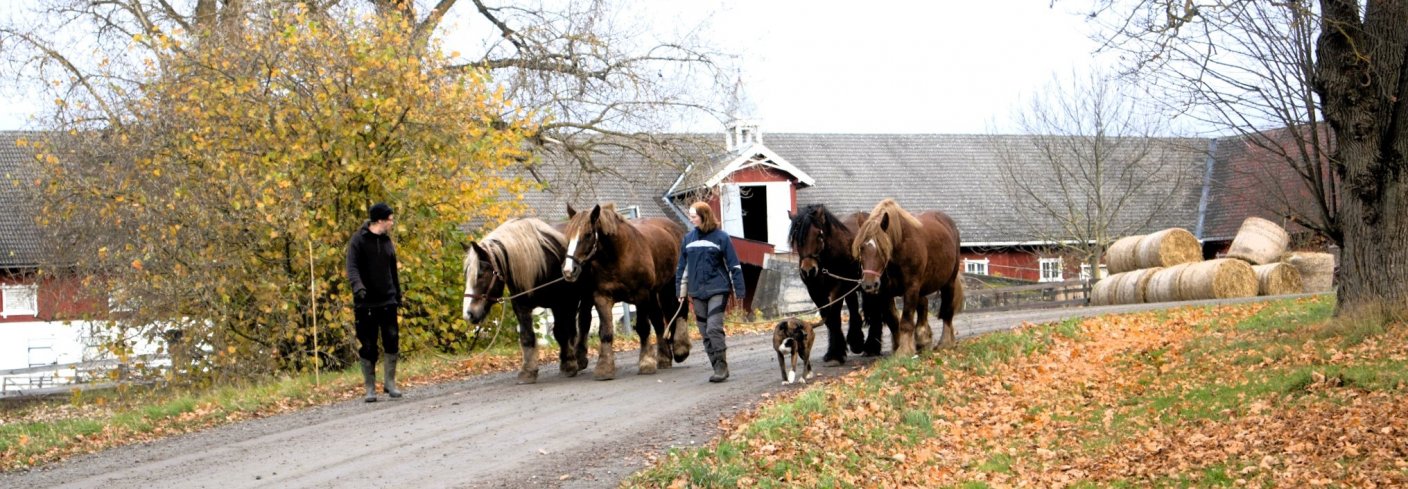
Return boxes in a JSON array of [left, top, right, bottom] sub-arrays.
[[675, 201, 746, 382]]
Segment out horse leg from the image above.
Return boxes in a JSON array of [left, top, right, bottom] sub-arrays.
[[635, 301, 659, 375], [938, 281, 961, 347], [592, 296, 617, 380], [808, 284, 846, 366], [514, 306, 539, 384], [915, 295, 934, 352], [821, 296, 847, 367], [861, 292, 886, 356], [895, 294, 918, 357], [668, 295, 692, 363], [550, 304, 579, 377], [652, 297, 674, 371], [575, 297, 592, 370], [845, 288, 866, 355]]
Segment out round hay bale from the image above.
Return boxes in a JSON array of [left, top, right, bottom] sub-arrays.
[[1090, 276, 1117, 306], [1112, 267, 1159, 305], [1135, 228, 1202, 269], [1252, 263, 1303, 296], [1177, 259, 1258, 300], [1145, 263, 1192, 303], [1226, 217, 1289, 265], [1105, 235, 1145, 274], [1283, 251, 1335, 292]]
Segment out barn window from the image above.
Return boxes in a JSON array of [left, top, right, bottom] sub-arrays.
[[2, 283, 39, 317], [964, 258, 989, 276], [1039, 258, 1063, 283], [617, 205, 640, 219]]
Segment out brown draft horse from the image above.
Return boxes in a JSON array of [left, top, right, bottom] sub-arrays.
[[787, 204, 877, 363], [851, 199, 964, 356], [463, 218, 590, 384], [561, 203, 691, 380]]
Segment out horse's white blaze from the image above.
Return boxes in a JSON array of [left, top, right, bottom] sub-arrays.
[[866, 239, 877, 249], [563, 235, 580, 271], [462, 296, 473, 321]]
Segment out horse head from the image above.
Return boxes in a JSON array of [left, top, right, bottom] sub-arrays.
[[854, 213, 893, 293], [789, 205, 832, 279], [562, 203, 615, 282], [463, 241, 505, 323]]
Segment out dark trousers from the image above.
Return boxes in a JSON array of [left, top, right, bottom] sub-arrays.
[[692, 294, 727, 355], [355, 305, 400, 361]]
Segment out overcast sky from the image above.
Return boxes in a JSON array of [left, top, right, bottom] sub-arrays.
[[0, 1, 1112, 134]]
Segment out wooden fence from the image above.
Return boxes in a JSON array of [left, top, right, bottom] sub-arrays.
[[961, 279, 1090, 313]]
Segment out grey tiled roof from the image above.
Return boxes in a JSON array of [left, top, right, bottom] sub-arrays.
[[762, 133, 1210, 244], [507, 135, 724, 227], [1201, 132, 1318, 242], [0, 131, 45, 269]]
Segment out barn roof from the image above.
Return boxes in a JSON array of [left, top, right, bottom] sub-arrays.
[[0, 132, 45, 269]]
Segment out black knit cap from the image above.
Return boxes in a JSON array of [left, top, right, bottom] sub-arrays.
[[368, 203, 394, 222]]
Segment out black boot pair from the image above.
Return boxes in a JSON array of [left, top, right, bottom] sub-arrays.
[[361, 354, 403, 402]]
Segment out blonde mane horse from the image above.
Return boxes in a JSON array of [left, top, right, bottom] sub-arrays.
[[463, 218, 589, 383], [851, 199, 964, 356]]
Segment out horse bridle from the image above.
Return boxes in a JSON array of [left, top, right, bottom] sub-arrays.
[[464, 242, 509, 304], [564, 231, 602, 269]]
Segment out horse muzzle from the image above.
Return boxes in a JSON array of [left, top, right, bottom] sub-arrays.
[[562, 260, 581, 283], [799, 260, 819, 278]]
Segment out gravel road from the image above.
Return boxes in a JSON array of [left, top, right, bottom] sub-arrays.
[[1, 294, 1307, 489]]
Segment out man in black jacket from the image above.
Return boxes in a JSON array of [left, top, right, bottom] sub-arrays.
[[346, 202, 403, 402]]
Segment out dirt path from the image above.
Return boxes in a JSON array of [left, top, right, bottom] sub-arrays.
[[1, 295, 1306, 489]]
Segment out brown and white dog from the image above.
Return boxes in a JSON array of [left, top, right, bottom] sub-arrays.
[[773, 318, 817, 384]]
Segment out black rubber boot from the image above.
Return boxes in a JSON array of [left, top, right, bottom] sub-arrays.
[[360, 358, 377, 403], [708, 350, 729, 383], [384, 353, 403, 398]]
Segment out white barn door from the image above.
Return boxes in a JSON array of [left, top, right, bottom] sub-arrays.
[[764, 182, 793, 251], [719, 183, 743, 237]]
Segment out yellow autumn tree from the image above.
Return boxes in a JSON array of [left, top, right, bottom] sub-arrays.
[[33, 6, 535, 381]]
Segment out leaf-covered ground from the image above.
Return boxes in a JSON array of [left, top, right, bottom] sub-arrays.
[[632, 297, 1408, 488]]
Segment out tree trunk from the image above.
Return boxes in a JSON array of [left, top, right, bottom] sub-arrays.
[[1314, 1, 1408, 315]]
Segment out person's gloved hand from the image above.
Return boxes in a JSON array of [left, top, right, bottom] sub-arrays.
[[355, 289, 367, 301]]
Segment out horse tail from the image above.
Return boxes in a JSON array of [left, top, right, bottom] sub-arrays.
[[942, 276, 965, 319]]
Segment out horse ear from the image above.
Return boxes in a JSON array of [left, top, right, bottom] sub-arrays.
[[566, 204, 577, 218], [469, 241, 488, 258], [880, 213, 891, 231], [589, 204, 602, 223], [461, 240, 471, 252], [787, 210, 794, 220]]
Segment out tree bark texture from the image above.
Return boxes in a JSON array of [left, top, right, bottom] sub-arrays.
[[1314, 0, 1408, 313]]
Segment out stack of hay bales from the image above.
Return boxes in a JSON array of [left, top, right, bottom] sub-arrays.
[[1095, 228, 1204, 305], [1283, 251, 1335, 292], [1090, 217, 1335, 307]]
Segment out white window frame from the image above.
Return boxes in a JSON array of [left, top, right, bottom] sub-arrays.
[[1039, 258, 1064, 283], [2, 283, 39, 317], [963, 258, 989, 276], [617, 205, 640, 219], [1079, 263, 1108, 281]]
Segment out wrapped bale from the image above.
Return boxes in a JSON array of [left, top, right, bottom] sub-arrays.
[[1177, 258, 1258, 300], [1135, 228, 1202, 269], [1112, 267, 1159, 305], [1226, 217, 1290, 265], [1145, 263, 1192, 303], [1283, 251, 1335, 292], [1252, 263, 1303, 296], [1105, 235, 1144, 274], [1090, 276, 1118, 306]]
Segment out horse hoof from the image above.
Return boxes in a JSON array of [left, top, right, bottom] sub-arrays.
[[639, 364, 658, 375], [822, 359, 843, 367], [516, 372, 539, 384], [656, 359, 672, 370], [560, 368, 580, 378], [594, 372, 615, 381]]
